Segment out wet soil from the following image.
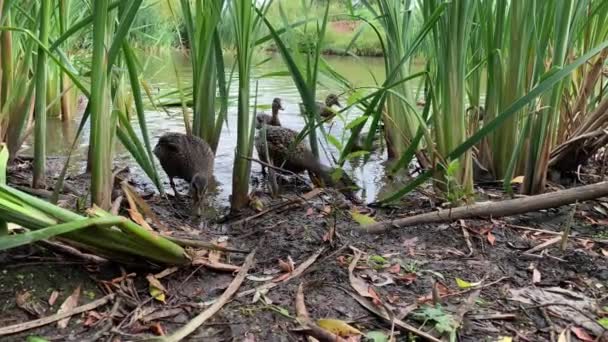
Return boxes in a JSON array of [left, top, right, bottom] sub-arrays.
[[1, 159, 608, 341]]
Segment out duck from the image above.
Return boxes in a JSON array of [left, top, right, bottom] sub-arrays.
[[153, 132, 214, 216], [256, 98, 284, 129], [254, 124, 359, 199], [299, 93, 342, 119]]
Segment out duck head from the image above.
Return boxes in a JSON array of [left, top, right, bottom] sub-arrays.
[[325, 94, 341, 107]]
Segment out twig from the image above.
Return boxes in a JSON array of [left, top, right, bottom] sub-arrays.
[[295, 283, 347, 342], [163, 236, 250, 253], [236, 247, 326, 298], [160, 249, 256, 342], [461, 223, 474, 257], [230, 188, 323, 226], [468, 313, 516, 321], [0, 294, 115, 336], [38, 240, 109, 264], [505, 223, 608, 244], [525, 236, 563, 254], [241, 155, 310, 183], [347, 291, 441, 342]]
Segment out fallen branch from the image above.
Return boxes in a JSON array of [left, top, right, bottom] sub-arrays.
[[525, 236, 563, 254], [0, 294, 115, 336], [241, 155, 310, 183], [361, 182, 608, 233], [236, 247, 326, 298], [160, 249, 256, 342], [163, 236, 250, 254]]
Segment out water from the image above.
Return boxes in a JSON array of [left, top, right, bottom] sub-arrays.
[[24, 51, 415, 205]]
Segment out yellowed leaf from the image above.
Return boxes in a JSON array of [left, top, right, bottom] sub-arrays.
[[496, 337, 513, 342], [511, 176, 525, 184], [351, 210, 376, 226], [317, 318, 362, 337], [455, 277, 481, 289], [146, 274, 166, 303]]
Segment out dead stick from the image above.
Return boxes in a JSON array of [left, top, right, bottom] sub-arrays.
[[295, 283, 347, 342], [161, 249, 256, 342], [0, 294, 114, 336], [525, 236, 562, 254], [361, 181, 608, 233], [237, 247, 326, 298], [163, 236, 250, 254]]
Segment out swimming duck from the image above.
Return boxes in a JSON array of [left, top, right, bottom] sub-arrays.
[[154, 132, 214, 216], [299, 93, 342, 119], [256, 98, 284, 129]]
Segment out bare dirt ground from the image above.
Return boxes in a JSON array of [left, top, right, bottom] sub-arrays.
[[1, 159, 608, 342]]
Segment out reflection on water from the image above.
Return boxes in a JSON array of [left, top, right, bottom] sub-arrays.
[[25, 51, 416, 205]]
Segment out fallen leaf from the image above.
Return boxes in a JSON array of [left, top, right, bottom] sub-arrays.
[[351, 210, 376, 226], [317, 319, 362, 337], [402, 237, 418, 248], [418, 283, 450, 303], [511, 176, 525, 184], [387, 264, 401, 274], [149, 322, 165, 336], [487, 231, 496, 246], [532, 268, 541, 284], [396, 273, 417, 285], [16, 291, 45, 317], [557, 328, 569, 342], [368, 287, 382, 306], [601, 249, 608, 257], [598, 318, 608, 329], [57, 286, 81, 329], [48, 291, 59, 306], [243, 332, 256, 342], [306, 207, 314, 216], [278, 257, 295, 273], [455, 277, 481, 289], [570, 326, 594, 342], [348, 250, 374, 301], [83, 311, 103, 327], [146, 274, 166, 303], [496, 337, 512, 342]]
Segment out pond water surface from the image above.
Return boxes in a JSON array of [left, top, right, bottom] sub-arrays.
[[24, 51, 423, 205]]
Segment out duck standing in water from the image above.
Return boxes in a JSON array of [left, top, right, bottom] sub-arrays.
[[256, 98, 284, 128], [154, 132, 214, 216], [254, 123, 359, 200], [299, 93, 342, 119]]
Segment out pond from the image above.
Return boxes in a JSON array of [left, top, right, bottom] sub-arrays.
[[23, 51, 424, 206]]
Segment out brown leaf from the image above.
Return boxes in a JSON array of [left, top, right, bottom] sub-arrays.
[[149, 322, 165, 336], [191, 259, 241, 272], [57, 285, 81, 329], [532, 268, 541, 284], [387, 264, 401, 274], [208, 239, 226, 264], [601, 249, 608, 257], [396, 273, 417, 285], [368, 287, 382, 306], [417, 283, 450, 303], [570, 326, 594, 342], [322, 206, 332, 215], [402, 237, 418, 248], [306, 207, 314, 216], [487, 231, 496, 246], [278, 257, 295, 273], [348, 250, 373, 299], [146, 274, 167, 292], [83, 311, 103, 327], [16, 291, 45, 317], [48, 290, 59, 306]]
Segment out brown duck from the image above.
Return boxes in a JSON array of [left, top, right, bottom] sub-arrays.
[[154, 132, 214, 216], [254, 124, 359, 199], [256, 98, 283, 129], [299, 93, 342, 119]]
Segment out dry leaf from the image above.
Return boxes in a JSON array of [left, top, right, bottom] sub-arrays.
[[48, 290, 59, 306], [417, 283, 450, 303], [601, 249, 608, 257], [306, 207, 314, 216], [57, 286, 81, 329], [278, 257, 295, 273], [83, 311, 103, 327], [348, 251, 373, 299], [368, 287, 382, 306], [317, 319, 362, 337], [532, 268, 541, 284], [146, 274, 166, 303], [511, 176, 525, 184], [396, 273, 417, 285], [570, 326, 594, 342], [557, 328, 569, 342], [487, 231, 496, 246], [402, 237, 418, 248], [149, 322, 165, 336]]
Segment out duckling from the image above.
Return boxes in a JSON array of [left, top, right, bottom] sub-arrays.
[[153, 132, 214, 216], [256, 98, 284, 129], [299, 93, 342, 119], [254, 124, 359, 199]]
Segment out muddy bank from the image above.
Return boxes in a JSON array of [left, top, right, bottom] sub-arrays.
[[1, 161, 608, 341]]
